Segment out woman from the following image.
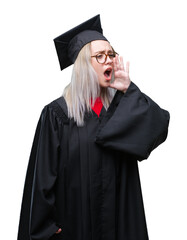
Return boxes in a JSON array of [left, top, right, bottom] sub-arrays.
[[17, 15, 170, 240]]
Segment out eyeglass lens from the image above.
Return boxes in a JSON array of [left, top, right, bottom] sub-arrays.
[[96, 53, 116, 63]]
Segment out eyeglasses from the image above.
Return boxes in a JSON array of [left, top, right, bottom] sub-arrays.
[[91, 51, 118, 64]]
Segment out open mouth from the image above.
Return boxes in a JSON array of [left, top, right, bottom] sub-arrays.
[[104, 68, 112, 80]]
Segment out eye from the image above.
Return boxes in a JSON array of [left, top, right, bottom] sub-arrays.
[[97, 54, 104, 59], [108, 53, 116, 59]]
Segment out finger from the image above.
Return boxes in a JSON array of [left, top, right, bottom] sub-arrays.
[[116, 55, 120, 69], [119, 56, 125, 70], [56, 228, 62, 234], [116, 55, 122, 71], [109, 82, 115, 89], [113, 57, 118, 71], [126, 61, 130, 74]]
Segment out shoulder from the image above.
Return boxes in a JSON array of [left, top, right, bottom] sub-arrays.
[[44, 96, 69, 124]]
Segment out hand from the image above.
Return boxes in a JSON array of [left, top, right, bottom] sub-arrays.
[[110, 56, 131, 93], [56, 228, 62, 234]]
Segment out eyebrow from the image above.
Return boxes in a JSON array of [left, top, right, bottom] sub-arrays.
[[94, 50, 113, 54]]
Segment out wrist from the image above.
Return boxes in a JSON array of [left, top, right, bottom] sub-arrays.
[[122, 80, 131, 93]]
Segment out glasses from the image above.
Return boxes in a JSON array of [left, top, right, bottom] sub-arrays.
[[91, 51, 118, 64]]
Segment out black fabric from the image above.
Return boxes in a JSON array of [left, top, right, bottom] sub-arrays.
[[17, 82, 170, 240], [68, 30, 107, 63], [51, 97, 69, 124], [54, 15, 107, 70], [96, 82, 170, 160], [17, 102, 68, 240], [17, 117, 42, 240]]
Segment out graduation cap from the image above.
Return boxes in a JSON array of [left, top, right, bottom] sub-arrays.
[[54, 15, 108, 70]]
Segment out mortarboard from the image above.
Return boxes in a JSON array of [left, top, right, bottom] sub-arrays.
[[54, 15, 108, 70]]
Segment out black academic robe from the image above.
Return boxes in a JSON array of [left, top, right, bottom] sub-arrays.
[[17, 82, 170, 240]]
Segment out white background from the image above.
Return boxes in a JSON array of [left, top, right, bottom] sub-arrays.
[[0, 0, 186, 239]]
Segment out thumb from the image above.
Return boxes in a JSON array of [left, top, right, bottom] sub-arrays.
[[109, 82, 116, 89], [56, 228, 62, 234]]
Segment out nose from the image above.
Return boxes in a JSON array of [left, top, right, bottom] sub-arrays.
[[105, 55, 113, 64]]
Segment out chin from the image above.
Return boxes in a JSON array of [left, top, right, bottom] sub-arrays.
[[99, 83, 110, 89], [99, 80, 111, 88]]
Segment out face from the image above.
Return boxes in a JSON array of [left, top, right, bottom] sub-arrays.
[[90, 40, 114, 88]]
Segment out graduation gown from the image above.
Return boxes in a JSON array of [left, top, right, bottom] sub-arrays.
[[17, 82, 170, 240]]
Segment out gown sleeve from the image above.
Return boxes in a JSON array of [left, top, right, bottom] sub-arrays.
[[17, 105, 60, 240], [95, 82, 170, 161]]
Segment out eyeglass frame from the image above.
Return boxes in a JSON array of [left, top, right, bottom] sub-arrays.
[[91, 51, 118, 64]]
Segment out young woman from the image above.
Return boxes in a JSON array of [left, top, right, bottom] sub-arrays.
[[17, 15, 170, 240]]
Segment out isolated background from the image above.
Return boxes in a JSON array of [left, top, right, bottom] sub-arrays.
[[0, 0, 186, 239]]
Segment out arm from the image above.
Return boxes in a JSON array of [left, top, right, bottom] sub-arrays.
[[96, 57, 170, 161], [96, 82, 169, 160], [29, 106, 60, 240], [18, 106, 60, 240]]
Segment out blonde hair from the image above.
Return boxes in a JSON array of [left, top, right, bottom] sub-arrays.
[[63, 42, 114, 126]]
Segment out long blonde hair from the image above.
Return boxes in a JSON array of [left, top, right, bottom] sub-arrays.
[[63, 42, 114, 126]]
